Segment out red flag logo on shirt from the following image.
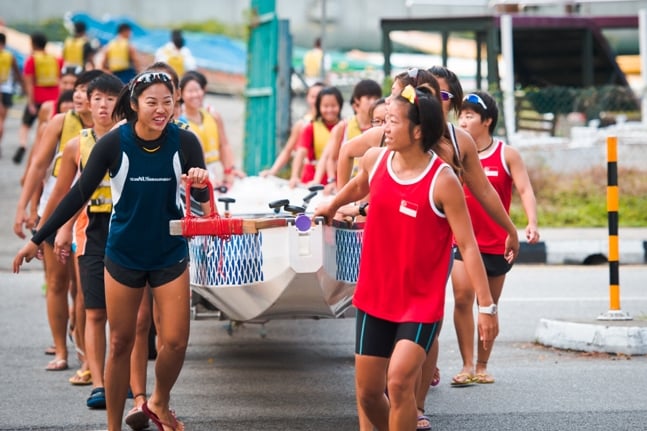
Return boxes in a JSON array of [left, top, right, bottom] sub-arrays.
[[399, 200, 418, 218]]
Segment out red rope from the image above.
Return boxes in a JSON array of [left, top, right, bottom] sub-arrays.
[[182, 179, 252, 279], [181, 216, 244, 237], [182, 179, 244, 238]]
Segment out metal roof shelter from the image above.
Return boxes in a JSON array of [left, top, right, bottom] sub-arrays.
[[380, 14, 638, 90]]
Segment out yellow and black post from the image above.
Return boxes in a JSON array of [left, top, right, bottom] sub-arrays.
[[598, 135, 632, 321]]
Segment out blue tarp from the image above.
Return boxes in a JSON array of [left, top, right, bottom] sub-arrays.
[[6, 46, 25, 70], [68, 12, 246, 75]]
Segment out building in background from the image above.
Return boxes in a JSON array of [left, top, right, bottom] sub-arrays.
[[0, 0, 643, 51]]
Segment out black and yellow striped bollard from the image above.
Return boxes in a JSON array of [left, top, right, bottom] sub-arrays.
[[598, 135, 632, 321]]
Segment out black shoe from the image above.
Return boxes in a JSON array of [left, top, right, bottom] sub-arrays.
[[12, 147, 26, 164]]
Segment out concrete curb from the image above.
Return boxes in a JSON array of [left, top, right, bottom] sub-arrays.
[[535, 318, 647, 355], [516, 228, 647, 265]]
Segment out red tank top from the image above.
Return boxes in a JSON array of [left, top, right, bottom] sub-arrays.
[[352, 148, 453, 323], [463, 139, 512, 254], [297, 120, 335, 185]]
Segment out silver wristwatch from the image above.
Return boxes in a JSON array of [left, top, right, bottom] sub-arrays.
[[478, 304, 497, 315]]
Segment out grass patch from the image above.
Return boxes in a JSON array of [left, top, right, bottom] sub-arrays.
[[510, 165, 647, 227]]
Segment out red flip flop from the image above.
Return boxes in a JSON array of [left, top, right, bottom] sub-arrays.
[[141, 401, 183, 431]]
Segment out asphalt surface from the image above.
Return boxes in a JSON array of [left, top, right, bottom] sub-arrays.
[[1, 96, 647, 430], [2, 266, 647, 430]]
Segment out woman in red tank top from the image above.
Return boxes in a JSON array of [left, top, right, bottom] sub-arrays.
[[451, 90, 539, 386], [315, 85, 499, 431]]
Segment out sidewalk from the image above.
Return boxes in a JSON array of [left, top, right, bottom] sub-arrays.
[[519, 227, 647, 265], [528, 227, 647, 355]]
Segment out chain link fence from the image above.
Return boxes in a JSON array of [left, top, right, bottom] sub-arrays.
[[491, 84, 641, 137], [504, 85, 647, 227]]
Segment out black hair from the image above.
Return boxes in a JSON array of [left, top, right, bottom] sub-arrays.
[[179, 72, 204, 93], [0, 33, 6, 45], [305, 82, 325, 100], [31, 32, 48, 50], [56, 89, 74, 112], [146, 61, 180, 91], [117, 23, 131, 34], [75, 69, 105, 88], [315, 86, 343, 122], [461, 90, 499, 135], [428, 65, 463, 116], [113, 71, 174, 122], [87, 73, 124, 99], [394, 68, 454, 144], [395, 68, 439, 96], [369, 97, 386, 121], [73, 21, 87, 35], [350, 79, 382, 107], [171, 29, 184, 49], [181, 70, 207, 90], [395, 86, 445, 154]]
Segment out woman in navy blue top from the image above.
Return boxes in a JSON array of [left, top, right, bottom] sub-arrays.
[[14, 71, 210, 431]]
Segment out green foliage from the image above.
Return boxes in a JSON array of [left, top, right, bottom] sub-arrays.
[[525, 86, 576, 114], [520, 85, 639, 122], [382, 75, 393, 97], [12, 18, 69, 42], [174, 19, 247, 40], [572, 85, 639, 122], [13, 17, 247, 43], [510, 165, 647, 227]]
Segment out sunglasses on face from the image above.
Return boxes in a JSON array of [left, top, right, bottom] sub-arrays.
[[463, 93, 488, 109], [440, 90, 454, 101]]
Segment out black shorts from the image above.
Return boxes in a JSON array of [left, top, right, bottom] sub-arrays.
[[104, 255, 188, 288], [355, 309, 440, 358], [21, 103, 42, 127], [453, 247, 513, 277], [1, 92, 13, 108], [78, 254, 106, 309]]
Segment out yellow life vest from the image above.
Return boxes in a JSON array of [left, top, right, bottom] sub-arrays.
[[79, 128, 112, 213], [162, 46, 184, 78], [187, 109, 220, 164], [344, 116, 366, 179], [106, 38, 131, 72], [345, 116, 363, 141], [311, 119, 331, 161], [0, 50, 13, 83], [33, 52, 59, 87], [52, 111, 83, 177], [63, 36, 87, 67], [303, 48, 323, 78]]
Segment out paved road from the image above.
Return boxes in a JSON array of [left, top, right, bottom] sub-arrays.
[[2, 266, 647, 430], [2, 98, 647, 430]]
